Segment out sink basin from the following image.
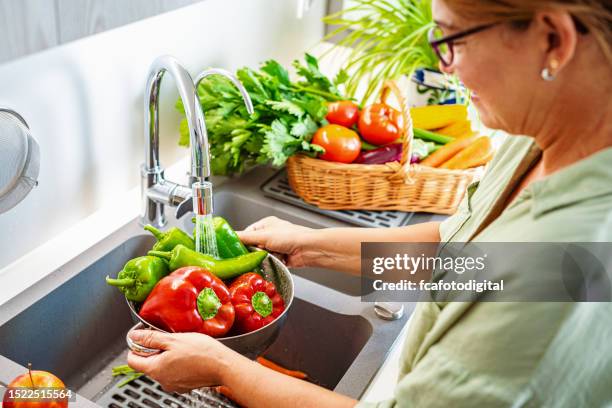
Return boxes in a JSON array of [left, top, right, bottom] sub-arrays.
[[185, 167, 443, 296], [184, 189, 365, 296], [0, 233, 372, 393], [0, 166, 419, 407], [0, 235, 153, 391]]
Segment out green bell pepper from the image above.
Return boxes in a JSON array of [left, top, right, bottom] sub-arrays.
[[105, 256, 169, 302], [144, 224, 195, 252], [148, 244, 267, 280]]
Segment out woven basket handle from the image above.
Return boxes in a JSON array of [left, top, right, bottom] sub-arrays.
[[379, 81, 413, 168]]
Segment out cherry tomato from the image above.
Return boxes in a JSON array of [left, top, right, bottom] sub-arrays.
[[326, 101, 360, 128], [358, 103, 404, 145], [312, 124, 361, 163]]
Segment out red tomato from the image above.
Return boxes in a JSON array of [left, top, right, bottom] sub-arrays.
[[312, 124, 361, 163], [326, 101, 360, 128], [358, 103, 404, 145], [3, 368, 69, 408]]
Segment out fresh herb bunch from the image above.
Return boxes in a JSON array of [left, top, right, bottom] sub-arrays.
[[176, 54, 349, 176], [323, 0, 438, 103]]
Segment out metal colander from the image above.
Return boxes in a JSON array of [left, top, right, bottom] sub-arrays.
[[0, 108, 40, 214], [126, 251, 294, 359]]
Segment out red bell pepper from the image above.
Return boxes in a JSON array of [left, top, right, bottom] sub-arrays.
[[139, 266, 235, 338], [229, 272, 285, 334]]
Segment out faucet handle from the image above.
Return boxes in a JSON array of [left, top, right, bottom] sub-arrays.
[[175, 197, 193, 219]]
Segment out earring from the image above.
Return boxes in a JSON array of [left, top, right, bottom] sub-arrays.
[[541, 59, 559, 81], [541, 68, 555, 81]]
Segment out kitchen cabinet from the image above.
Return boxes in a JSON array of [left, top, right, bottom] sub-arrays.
[[0, 0, 59, 63], [0, 0, 204, 63]]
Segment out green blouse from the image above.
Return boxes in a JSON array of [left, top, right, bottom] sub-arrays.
[[358, 135, 612, 407]]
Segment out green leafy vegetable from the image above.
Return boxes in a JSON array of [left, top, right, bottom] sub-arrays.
[[323, 0, 438, 103], [177, 54, 344, 175]]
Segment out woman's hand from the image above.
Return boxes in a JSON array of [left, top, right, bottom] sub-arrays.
[[237, 216, 316, 268], [127, 330, 242, 394], [238, 217, 441, 275], [127, 329, 357, 408]]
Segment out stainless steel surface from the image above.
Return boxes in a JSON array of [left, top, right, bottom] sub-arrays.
[[141, 55, 206, 227], [125, 323, 162, 356], [141, 57, 254, 227], [0, 108, 40, 214], [374, 302, 405, 321], [194, 68, 255, 116], [126, 251, 295, 359], [261, 169, 416, 228], [95, 374, 238, 408], [191, 181, 214, 216]]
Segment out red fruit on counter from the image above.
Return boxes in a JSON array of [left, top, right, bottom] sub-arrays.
[[3, 364, 69, 408]]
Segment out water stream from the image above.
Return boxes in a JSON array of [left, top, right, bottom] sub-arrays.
[[194, 213, 219, 258]]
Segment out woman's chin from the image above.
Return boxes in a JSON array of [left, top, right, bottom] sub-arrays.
[[470, 98, 498, 129]]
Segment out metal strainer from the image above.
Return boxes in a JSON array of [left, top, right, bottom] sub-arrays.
[[126, 250, 294, 359], [0, 108, 40, 214]]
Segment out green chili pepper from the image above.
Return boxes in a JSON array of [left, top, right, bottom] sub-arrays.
[[212, 217, 249, 259], [148, 244, 267, 280], [191, 216, 249, 258], [105, 256, 169, 302], [144, 224, 195, 252]]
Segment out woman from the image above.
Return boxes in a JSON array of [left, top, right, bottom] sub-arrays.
[[128, 0, 612, 406]]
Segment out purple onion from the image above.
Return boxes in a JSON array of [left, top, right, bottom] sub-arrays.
[[354, 144, 402, 164]]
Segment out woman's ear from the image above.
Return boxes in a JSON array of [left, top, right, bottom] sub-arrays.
[[533, 11, 579, 78]]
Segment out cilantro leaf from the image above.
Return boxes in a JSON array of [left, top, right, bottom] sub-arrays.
[[176, 54, 346, 175]]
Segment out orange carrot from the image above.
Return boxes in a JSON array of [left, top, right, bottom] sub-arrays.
[[213, 358, 308, 406], [256, 356, 308, 380], [440, 136, 493, 169], [420, 134, 478, 167]]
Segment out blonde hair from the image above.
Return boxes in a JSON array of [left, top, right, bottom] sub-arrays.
[[441, 0, 612, 64]]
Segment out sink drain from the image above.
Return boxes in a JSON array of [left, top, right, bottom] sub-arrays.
[[95, 375, 238, 408], [261, 170, 414, 228]]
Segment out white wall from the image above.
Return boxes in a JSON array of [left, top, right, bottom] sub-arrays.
[[0, 0, 326, 268]]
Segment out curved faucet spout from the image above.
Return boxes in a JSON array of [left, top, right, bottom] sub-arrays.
[[144, 55, 210, 182], [141, 57, 254, 227], [194, 68, 254, 115]]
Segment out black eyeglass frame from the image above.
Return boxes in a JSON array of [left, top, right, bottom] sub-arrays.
[[428, 22, 499, 67]]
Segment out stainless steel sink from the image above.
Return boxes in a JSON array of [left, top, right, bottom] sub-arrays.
[[186, 167, 444, 296], [0, 166, 430, 407]]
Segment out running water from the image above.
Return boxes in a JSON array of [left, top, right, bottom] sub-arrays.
[[189, 188, 227, 406], [191, 181, 219, 258], [194, 213, 219, 258]]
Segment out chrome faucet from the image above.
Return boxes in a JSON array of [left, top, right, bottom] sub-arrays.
[[141, 56, 253, 227]]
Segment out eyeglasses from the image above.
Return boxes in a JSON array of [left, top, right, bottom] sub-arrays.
[[428, 23, 499, 67]]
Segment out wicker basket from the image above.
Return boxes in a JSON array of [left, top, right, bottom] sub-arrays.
[[286, 81, 479, 215]]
